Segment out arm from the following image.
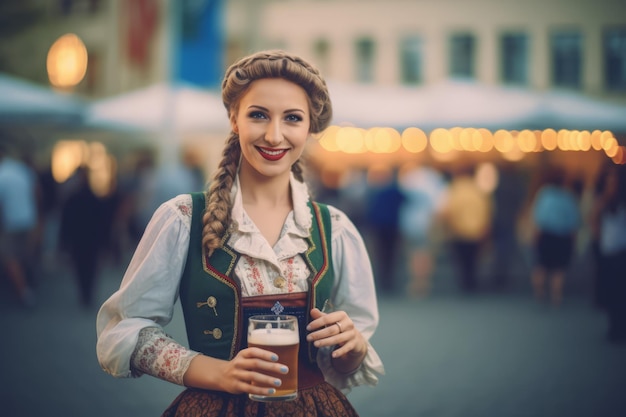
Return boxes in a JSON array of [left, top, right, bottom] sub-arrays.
[[306, 205, 385, 393], [96, 196, 191, 378], [129, 326, 288, 395], [96, 195, 290, 395]]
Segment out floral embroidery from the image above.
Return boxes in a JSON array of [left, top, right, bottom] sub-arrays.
[[236, 254, 311, 296], [131, 327, 198, 386], [243, 255, 265, 295], [283, 257, 295, 293], [177, 202, 191, 217], [167, 195, 193, 230]]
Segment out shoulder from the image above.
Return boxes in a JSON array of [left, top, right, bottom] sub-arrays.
[[160, 194, 193, 230], [315, 202, 361, 240]]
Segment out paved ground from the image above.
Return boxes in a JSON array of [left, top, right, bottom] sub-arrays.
[[2, 256, 625, 417]]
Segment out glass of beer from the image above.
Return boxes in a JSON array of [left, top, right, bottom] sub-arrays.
[[247, 315, 299, 402]]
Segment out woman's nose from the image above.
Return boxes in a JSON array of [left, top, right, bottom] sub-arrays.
[[264, 121, 283, 145]]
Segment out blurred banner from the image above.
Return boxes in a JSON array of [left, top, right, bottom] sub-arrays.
[[173, 0, 225, 89], [125, 0, 159, 71]]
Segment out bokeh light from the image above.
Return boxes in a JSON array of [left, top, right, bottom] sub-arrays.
[[47, 33, 88, 89]]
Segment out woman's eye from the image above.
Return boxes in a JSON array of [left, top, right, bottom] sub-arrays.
[[285, 114, 303, 122], [249, 111, 266, 119]]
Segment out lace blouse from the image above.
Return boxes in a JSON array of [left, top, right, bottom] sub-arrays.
[[96, 175, 384, 393]]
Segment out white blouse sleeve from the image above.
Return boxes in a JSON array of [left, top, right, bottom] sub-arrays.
[[316, 205, 385, 393], [96, 195, 192, 378]]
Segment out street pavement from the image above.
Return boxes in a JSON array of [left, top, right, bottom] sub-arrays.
[[2, 258, 625, 417]]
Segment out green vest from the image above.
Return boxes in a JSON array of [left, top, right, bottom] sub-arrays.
[[179, 192, 334, 363]]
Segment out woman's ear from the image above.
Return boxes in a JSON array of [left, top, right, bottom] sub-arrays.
[[230, 116, 238, 134]]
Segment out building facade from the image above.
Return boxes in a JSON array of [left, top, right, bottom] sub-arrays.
[[226, 0, 626, 102], [2, 0, 625, 102]]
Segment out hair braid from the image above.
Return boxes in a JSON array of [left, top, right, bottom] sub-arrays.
[[291, 159, 304, 183], [202, 133, 241, 256]]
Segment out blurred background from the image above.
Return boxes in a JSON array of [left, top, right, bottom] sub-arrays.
[[1, 1, 625, 416]]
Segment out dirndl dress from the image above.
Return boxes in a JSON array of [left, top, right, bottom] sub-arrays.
[[161, 293, 360, 417]]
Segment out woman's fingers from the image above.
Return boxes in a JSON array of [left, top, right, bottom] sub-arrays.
[[306, 308, 354, 348], [226, 348, 289, 394]]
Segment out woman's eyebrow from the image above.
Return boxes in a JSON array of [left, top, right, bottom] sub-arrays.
[[247, 105, 306, 114]]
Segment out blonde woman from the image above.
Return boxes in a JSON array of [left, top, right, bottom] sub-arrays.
[[96, 50, 384, 417]]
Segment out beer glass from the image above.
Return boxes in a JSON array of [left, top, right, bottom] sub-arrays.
[[248, 315, 299, 402]]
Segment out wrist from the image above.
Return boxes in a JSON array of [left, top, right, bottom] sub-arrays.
[[183, 354, 227, 391], [331, 339, 368, 375]]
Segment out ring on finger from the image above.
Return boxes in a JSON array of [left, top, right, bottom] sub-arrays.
[[335, 322, 343, 333]]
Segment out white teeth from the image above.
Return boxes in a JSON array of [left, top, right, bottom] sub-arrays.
[[260, 148, 285, 156]]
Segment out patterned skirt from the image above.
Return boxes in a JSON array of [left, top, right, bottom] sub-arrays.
[[161, 382, 359, 417]]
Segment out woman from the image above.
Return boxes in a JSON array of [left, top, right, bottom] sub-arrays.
[[593, 164, 626, 343], [529, 165, 581, 306], [96, 50, 384, 416]]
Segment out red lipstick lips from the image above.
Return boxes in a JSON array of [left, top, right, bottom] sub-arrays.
[[257, 147, 288, 161]]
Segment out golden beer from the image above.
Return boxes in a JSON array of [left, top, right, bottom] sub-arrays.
[[248, 315, 299, 401]]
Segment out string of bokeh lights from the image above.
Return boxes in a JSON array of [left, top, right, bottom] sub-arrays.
[[315, 125, 625, 165]]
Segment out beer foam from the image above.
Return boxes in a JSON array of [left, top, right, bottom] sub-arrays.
[[248, 328, 299, 346]]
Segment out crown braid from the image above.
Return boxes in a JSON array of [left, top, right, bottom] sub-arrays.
[[222, 50, 332, 134], [202, 50, 332, 256]]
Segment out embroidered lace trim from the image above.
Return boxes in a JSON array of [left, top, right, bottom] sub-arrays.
[[130, 327, 199, 386]]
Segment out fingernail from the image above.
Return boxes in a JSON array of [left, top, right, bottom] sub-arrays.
[[268, 388, 276, 394], [280, 366, 288, 374], [314, 341, 320, 347], [306, 335, 312, 342], [306, 325, 312, 331], [274, 379, 281, 386], [271, 354, 278, 362]]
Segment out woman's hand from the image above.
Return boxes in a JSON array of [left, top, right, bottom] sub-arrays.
[[183, 347, 289, 395], [306, 308, 368, 374]]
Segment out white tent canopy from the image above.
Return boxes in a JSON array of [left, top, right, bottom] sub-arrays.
[[0, 73, 86, 125], [535, 90, 626, 132], [86, 82, 230, 134], [328, 79, 626, 133]]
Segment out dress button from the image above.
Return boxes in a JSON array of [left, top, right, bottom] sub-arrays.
[[204, 328, 223, 339], [197, 296, 218, 315], [212, 328, 222, 339], [273, 276, 287, 289]]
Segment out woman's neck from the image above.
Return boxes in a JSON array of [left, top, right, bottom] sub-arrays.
[[239, 166, 292, 209]]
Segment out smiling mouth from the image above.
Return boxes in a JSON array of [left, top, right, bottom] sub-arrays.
[[257, 146, 288, 161]]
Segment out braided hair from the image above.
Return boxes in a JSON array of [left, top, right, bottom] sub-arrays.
[[202, 50, 333, 256]]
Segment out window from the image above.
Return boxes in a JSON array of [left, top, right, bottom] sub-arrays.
[[400, 36, 423, 84], [551, 31, 582, 89], [313, 38, 330, 75], [450, 33, 475, 78], [501, 32, 528, 85], [355, 37, 375, 83], [58, 0, 101, 15], [604, 28, 626, 91]]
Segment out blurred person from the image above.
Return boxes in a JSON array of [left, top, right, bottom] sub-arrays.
[[589, 163, 613, 310], [96, 50, 383, 417], [365, 166, 404, 294], [0, 142, 38, 307], [35, 161, 61, 269], [591, 163, 626, 344], [398, 162, 448, 298], [529, 166, 581, 307], [135, 150, 205, 239], [337, 168, 368, 229], [59, 167, 108, 308], [488, 162, 528, 292], [442, 165, 492, 293]]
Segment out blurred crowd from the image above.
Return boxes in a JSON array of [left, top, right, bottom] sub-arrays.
[[315, 156, 626, 344], [1, 140, 625, 343], [0, 143, 204, 309]]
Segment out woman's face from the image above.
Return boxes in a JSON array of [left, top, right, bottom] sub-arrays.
[[231, 78, 311, 181]]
